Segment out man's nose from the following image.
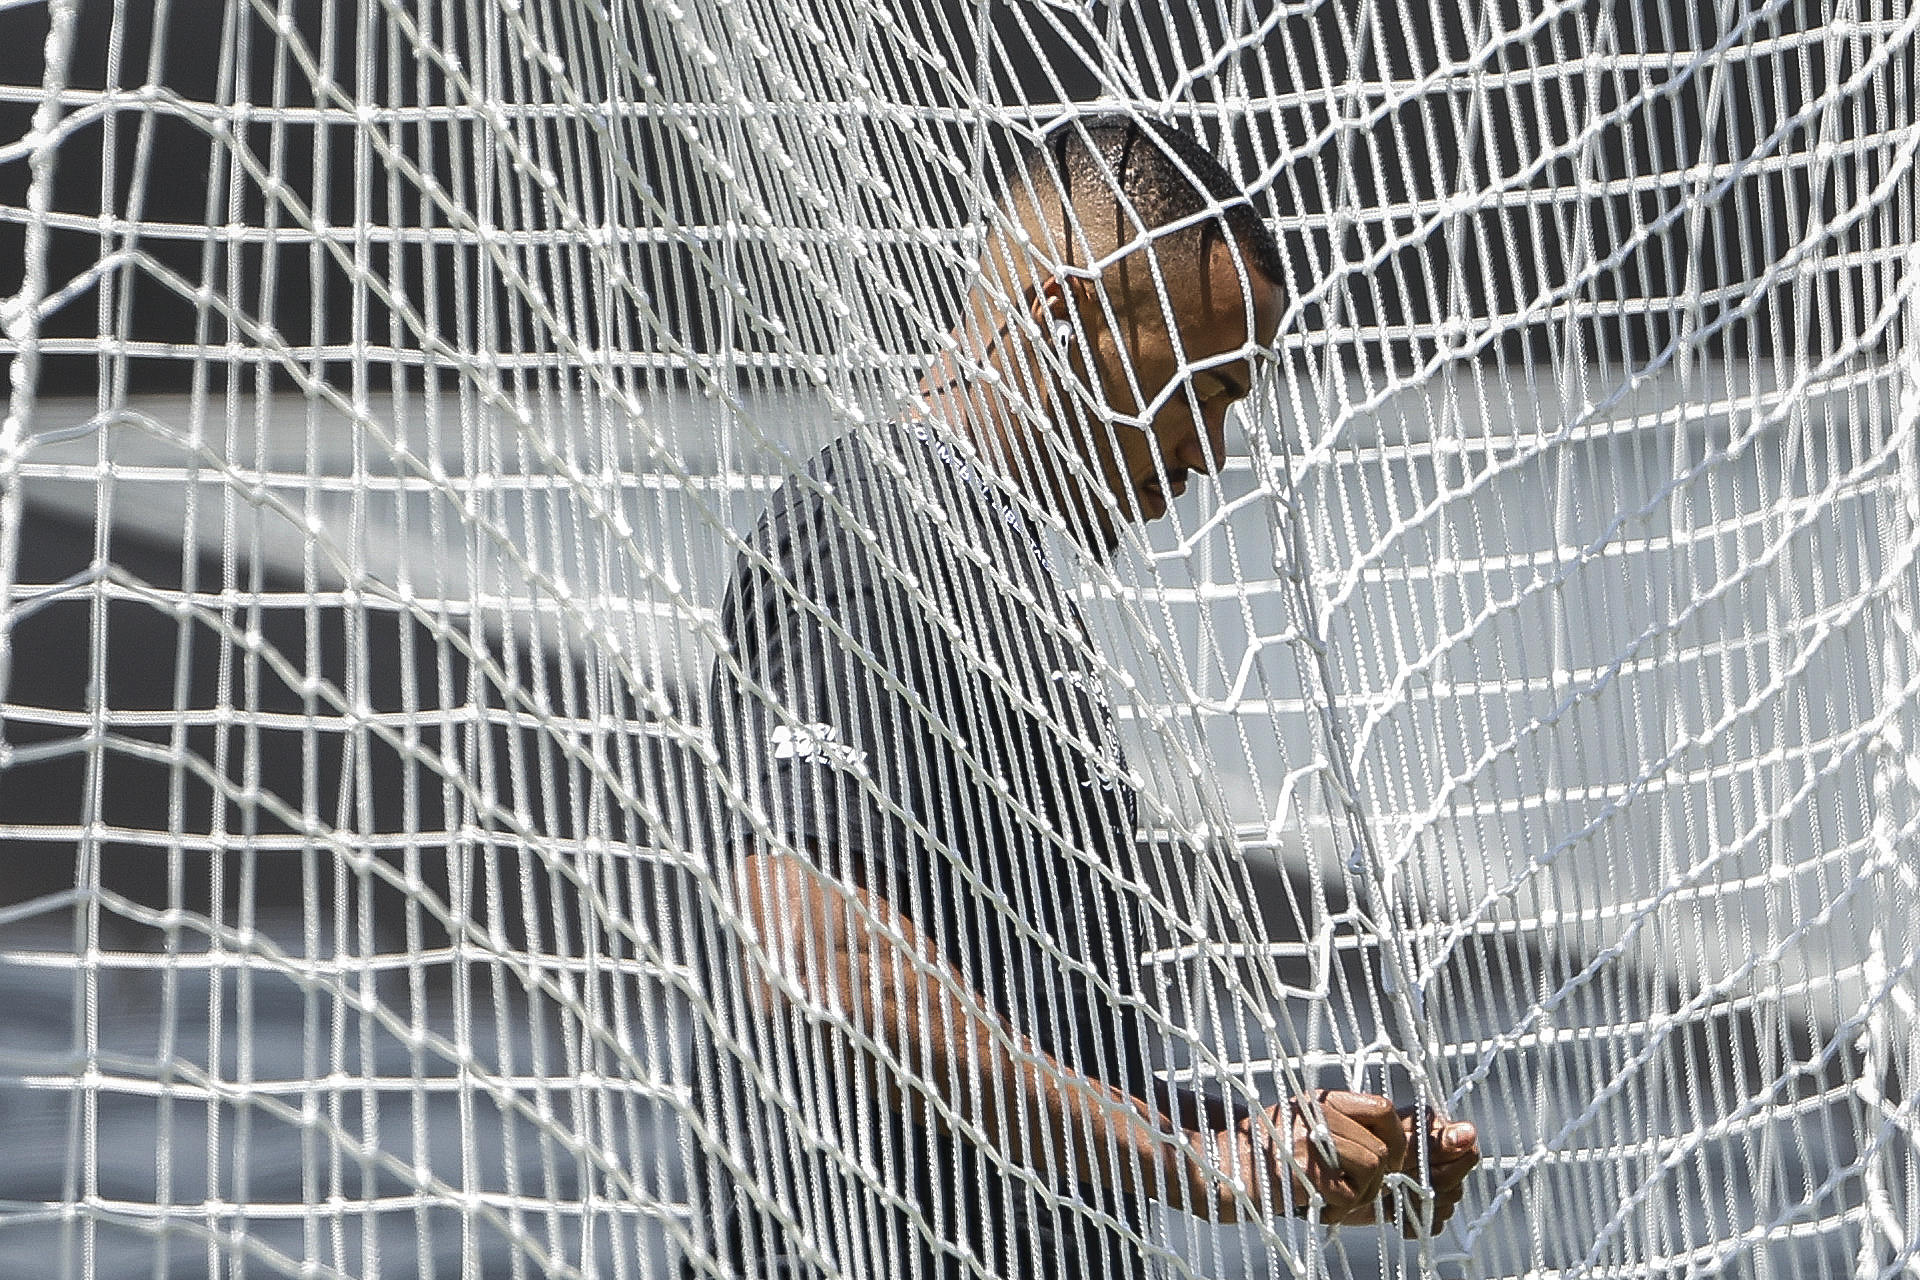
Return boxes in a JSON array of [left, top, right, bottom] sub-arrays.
[[1173, 405, 1230, 475]]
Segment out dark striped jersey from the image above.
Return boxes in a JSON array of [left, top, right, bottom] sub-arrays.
[[702, 421, 1156, 1280]]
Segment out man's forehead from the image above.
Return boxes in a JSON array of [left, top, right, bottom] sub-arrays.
[[1096, 230, 1272, 309], [1163, 241, 1282, 353]]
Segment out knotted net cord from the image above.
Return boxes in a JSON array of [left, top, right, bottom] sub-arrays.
[[0, 0, 1915, 1277]]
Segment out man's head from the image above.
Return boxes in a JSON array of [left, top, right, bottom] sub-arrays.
[[949, 116, 1285, 553]]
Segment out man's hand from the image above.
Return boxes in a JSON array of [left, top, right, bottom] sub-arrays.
[[1209, 1089, 1406, 1225], [1392, 1109, 1479, 1237], [1204, 1092, 1480, 1233]]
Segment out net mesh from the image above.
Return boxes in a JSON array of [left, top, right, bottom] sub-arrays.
[[1, 0, 1916, 1277]]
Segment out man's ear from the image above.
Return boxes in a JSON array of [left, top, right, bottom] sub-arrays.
[[1028, 273, 1074, 338]]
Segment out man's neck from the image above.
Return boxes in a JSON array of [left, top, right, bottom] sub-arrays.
[[913, 326, 1121, 560], [913, 363, 1118, 561]]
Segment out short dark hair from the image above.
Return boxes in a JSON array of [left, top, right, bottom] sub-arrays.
[[1003, 113, 1284, 291]]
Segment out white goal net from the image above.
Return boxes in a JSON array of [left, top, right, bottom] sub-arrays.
[[1, 1, 1916, 1278]]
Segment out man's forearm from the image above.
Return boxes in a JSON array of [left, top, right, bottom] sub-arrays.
[[1155, 1078, 1250, 1135], [737, 850, 1217, 1211]]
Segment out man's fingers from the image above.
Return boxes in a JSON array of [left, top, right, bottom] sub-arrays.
[[1287, 1094, 1383, 1214], [1305, 1092, 1403, 1209], [1282, 1094, 1478, 1229], [1398, 1192, 1465, 1238], [1400, 1115, 1479, 1171], [1300, 1134, 1371, 1210], [1320, 1111, 1390, 1168], [1392, 1169, 1472, 1238], [1424, 1121, 1481, 1189], [1436, 1121, 1478, 1157], [1397, 1110, 1473, 1151], [1395, 1118, 1481, 1236], [1327, 1090, 1407, 1164]]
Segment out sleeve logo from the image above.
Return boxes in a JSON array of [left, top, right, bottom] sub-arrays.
[[770, 721, 870, 775]]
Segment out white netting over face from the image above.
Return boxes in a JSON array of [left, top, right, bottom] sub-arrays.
[[1, 1, 1915, 1278]]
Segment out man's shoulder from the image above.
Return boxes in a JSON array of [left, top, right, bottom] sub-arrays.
[[746, 426, 911, 552], [743, 423, 1038, 576], [721, 423, 1085, 681]]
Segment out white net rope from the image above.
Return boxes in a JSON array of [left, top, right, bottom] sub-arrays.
[[1, 1, 1915, 1278]]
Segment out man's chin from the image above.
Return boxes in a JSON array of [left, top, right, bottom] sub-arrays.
[[1049, 479, 1142, 559], [1138, 483, 1168, 521]]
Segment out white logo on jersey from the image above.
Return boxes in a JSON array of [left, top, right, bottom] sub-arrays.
[[771, 722, 869, 775], [1049, 667, 1111, 707]]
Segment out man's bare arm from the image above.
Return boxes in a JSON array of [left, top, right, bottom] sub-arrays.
[[734, 849, 1415, 1223]]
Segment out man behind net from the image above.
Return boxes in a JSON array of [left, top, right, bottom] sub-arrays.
[[700, 116, 1479, 1280]]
